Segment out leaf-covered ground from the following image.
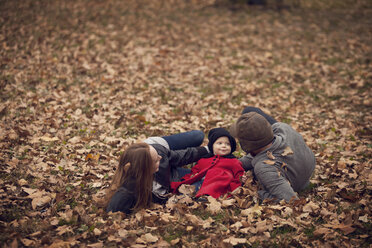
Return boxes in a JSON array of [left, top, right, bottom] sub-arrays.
[[0, 0, 371, 247]]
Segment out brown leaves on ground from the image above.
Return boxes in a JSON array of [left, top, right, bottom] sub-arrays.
[[0, 0, 371, 247]]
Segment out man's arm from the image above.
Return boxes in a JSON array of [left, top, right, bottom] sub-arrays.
[[239, 154, 254, 171], [254, 161, 298, 202]]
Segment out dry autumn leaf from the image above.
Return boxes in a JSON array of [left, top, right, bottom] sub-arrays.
[[141, 233, 159, 243], [313, 227, 332, 237], [221, 198, 236, 207], [266, 151, 275, 159], [207, 196, 222, 214], [39, 136, 59, 142], [241, 204, 263, 218], [85, 153, 100, 161], [223, 237, 248, 246], [324, 223, 356, 235], [281, 146, 294, 156], [264, 160, 276, 165], [302, 201, 320, 213], [178, 184, 196, 195]]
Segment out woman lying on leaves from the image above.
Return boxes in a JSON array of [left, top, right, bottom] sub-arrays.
[[104, 130, 209, 214]]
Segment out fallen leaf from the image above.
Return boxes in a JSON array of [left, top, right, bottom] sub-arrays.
[[221, 198, 235, 207], [241, 204, 262, 218], [223, 237, 247, 246], [93, 228, 102, 236], [48, 239, 72, 248], [358, 214, 369, 223], [118, 229, 128, 238], [68, 136, 81, 144], [231, 221, 243, 229], [256, 219, 270, 233], [313, 227, 332, 236], [186, 226, 193, 231], [280, 162, 287, 170], [18, 179, 28, 186], [266, 151, 275, 159], [178, 184, 195, 195], [263, 160, 276, 165], [56, 226, 73, 236], [207, 196, 222, 214], [324, 223, 356, 235], [170, 238, 180, 245], [21, 238, 35, 247], [281, 146, 294, 156], [303, 201, 320, 213], [85, 153, 100, 162], [40, 136, 59, 142], [141, 233, 158, 243], [32, 195, 52, 209]]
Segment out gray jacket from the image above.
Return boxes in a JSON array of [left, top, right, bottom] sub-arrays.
[[239, 122, 316, 201]]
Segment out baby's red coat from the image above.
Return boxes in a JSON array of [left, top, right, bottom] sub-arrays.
[[171, 155, 244, 198]]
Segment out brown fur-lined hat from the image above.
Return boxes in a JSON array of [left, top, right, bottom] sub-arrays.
[[230, 112, 274, 153]]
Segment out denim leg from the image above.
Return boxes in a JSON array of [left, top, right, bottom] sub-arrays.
[[162, 130, 205, 150], [192, 179, 203, 192], [174, 168, 203, 192], [175, 167, 192, 181], [242, 106, 277, 125]]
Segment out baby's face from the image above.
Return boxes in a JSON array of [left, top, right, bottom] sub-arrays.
[[213, 136, 231, 156]]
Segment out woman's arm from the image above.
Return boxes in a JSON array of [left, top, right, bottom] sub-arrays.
[[168, 147, 209, 167]]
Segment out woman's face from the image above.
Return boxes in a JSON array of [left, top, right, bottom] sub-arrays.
[[149, 146, 161, 173]]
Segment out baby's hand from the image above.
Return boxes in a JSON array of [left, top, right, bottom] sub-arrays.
[[240, 172, 249, 184]]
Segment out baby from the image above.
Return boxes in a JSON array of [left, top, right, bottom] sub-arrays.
[[171, 128, 246, 199]]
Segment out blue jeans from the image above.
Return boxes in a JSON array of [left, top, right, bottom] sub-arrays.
[[162, 130, 204, 150], [242, 106, 277, 125], [176, 167, 203, 192]]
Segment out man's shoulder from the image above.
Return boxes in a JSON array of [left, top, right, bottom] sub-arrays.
[[272, 122, 298, 135]]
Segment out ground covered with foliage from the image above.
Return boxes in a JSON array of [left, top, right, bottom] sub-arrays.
[[0, 0, 371, 247]]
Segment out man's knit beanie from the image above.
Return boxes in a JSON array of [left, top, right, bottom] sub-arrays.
[[207, 128, 236, 155], [230, 112, 274, 153]]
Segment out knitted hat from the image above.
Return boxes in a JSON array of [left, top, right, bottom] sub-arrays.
[[208, 127, 236, 155], [230, 112, 274, 153]]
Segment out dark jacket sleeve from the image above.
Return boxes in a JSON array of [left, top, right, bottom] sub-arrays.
[[152, 144, 209, 189], [106, 187, 136, 214], [168, 147, 209, 168]]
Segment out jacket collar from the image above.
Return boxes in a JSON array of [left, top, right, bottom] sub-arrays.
[[205, 153, 236, 159]]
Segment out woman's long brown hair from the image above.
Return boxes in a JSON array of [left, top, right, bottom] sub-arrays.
[[105, 143, 154, 212]]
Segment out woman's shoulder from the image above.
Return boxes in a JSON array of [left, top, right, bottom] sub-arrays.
[[150, 143, 169, 156]]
